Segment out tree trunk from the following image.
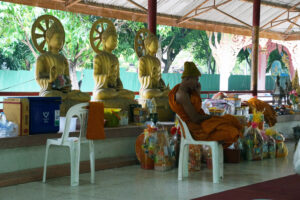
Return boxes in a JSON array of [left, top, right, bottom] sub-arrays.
[[212, 60, 216, 74], [163, 60, 172, 73], [163, 57, 172, 73], [157, 37, 164, 67], [208, 53, 212, 74], [69, 61, 79, 90]]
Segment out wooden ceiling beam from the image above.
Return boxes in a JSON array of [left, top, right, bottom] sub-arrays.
[[127, 0, 147, 12], [178, 7, 213, 24], [284, 32, 300, 40], [241, 0, 300, 12], [2, 0, 300, 40], [285, 17, 300, 34], [177, 0, 210, 24], [178, 0, 231, 24], [261, 2, 300, 29], [288, 19, 300, 29], [65, 0, 81, 8], [214, 7, 251, 27]]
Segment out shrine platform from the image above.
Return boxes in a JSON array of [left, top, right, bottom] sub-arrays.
[[0, 125, 143, 187]]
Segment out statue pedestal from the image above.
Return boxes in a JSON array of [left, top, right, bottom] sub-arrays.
[[138, 97, 174, 121], [93, 98, 137, 111]]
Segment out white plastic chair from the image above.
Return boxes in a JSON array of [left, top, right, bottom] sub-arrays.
[[176, 115, 223, 183], [43, 102, 95, 186]]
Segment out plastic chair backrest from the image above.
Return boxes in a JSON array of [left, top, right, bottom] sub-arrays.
[[61, 103, 89, 144], [176, 114, 194, 141]]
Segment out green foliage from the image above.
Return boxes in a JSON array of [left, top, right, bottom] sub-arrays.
[[0, 41, 34, 70], [113, 19, 146, 67], [235, 47, 288, 75], [233, 48, 251, 75], [158, 26, 194, 72], [266, 49, 287, 73], [0, 1, 214, 74], [187, 30, 215, 74]]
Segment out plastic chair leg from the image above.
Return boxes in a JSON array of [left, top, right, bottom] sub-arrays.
[[42, 142, 50, 183], [212, 143, 220, 183], [178, 142, 185, 180], [70, 143, 80, 186], [218, 144, 224, 179], [182, 144, 189, 178], [89, 141, 95, 184]]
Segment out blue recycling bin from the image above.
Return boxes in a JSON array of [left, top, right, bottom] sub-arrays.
[[27, 97, 61, 134]]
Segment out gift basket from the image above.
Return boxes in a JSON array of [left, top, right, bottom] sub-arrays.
[[265, 128, 288, 158], [243, 109, 265, 161], [169, 125, 181, 167], [260, 130, 270, 159], [243, 123, 264, 161], [135, 125, 158, 169], [154, 128, 174, 171]]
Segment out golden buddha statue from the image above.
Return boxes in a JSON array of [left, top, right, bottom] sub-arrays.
[[134, 29, 173, 121], [90, 18, 135, 110], [32, 15, 90, 115]]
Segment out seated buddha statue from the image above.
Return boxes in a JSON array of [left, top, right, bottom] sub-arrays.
[[138, 33, 169, 100], [136, 30, 172, 121], [91, 19, 135, 109], [34, 16, 90, 115]]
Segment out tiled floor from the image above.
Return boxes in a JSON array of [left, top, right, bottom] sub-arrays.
[[0, 142, 296, 200]]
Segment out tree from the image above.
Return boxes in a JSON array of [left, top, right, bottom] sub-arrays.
[[0, 3, 39, 70], [187, 30, 216, 74], [157, 26, 192, 73], [233, 48, 251, 75], [113, 19, 146, 69]]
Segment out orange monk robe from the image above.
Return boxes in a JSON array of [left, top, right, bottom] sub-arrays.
[[168, 84, 243, 148], [246, 98, 277, 127]]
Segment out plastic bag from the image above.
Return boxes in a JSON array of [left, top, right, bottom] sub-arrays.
[[243, 125, 264, 161], [273, 132, 288, 158], [268, 136, 276, 159], [260, 131, 270, 159], [294, 140, 300, 174], [0, 112, 18, 137], [154, 129, 173, 171]]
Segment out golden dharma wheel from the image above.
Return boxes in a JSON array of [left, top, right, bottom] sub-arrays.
[[31, 15, 65, 53], [134, 28, 150, 58], [89, 18, 115, 54]]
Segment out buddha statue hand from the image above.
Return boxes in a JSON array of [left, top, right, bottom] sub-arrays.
[[37, 67, 56, 92]]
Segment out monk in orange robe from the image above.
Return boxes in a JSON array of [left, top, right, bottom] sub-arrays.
[[168, 62, 243, 148]]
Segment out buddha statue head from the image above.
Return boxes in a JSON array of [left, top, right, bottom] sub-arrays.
[[144, 33, 158, 55], [45, 23, 65, 53], [102, 27, 117, 51]]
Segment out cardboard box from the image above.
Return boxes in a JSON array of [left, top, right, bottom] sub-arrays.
[[3, 98, 30, 136]]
